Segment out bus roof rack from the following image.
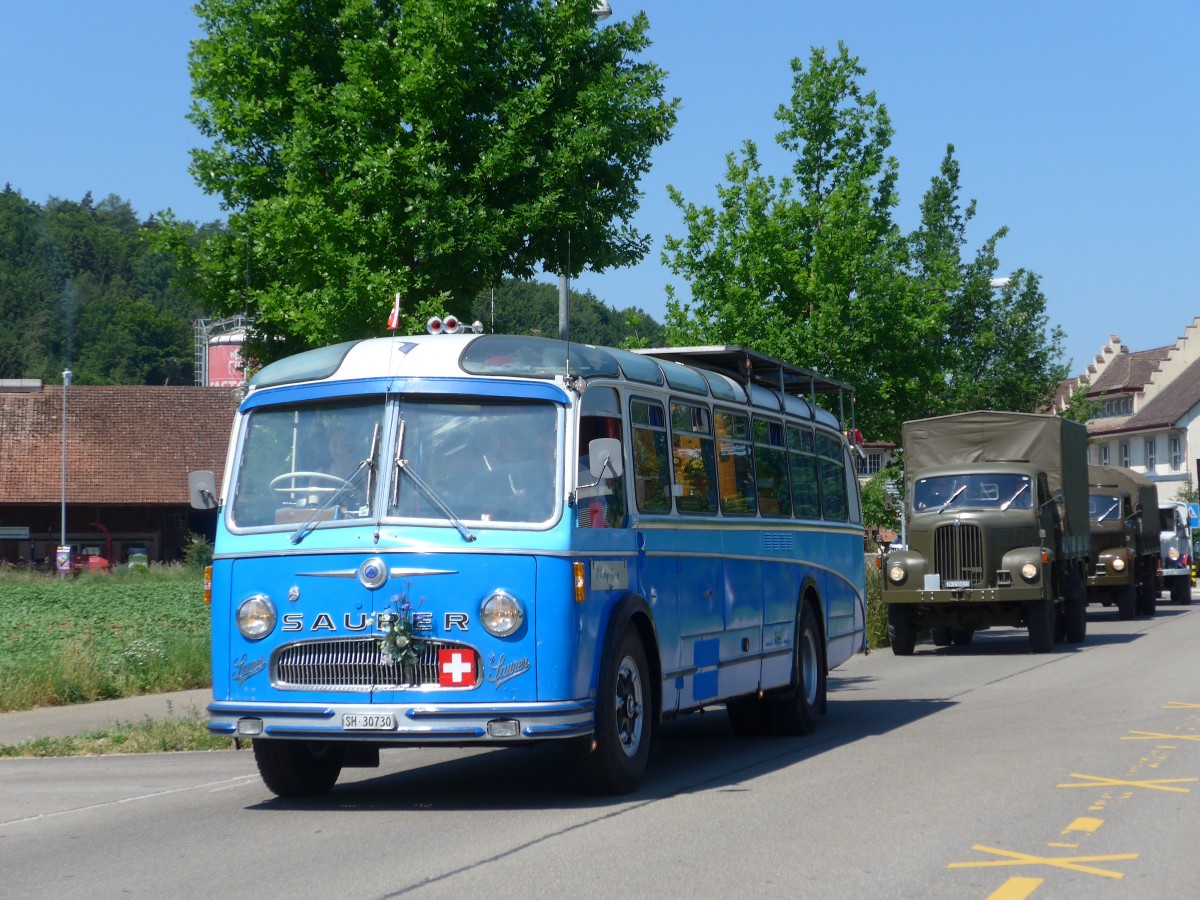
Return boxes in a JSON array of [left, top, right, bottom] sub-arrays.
[[634, 345, 854, 399]]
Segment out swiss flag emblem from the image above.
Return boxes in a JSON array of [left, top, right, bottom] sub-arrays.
[[438, 649, 476, 687]]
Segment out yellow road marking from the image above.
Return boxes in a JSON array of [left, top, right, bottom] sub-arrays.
[[947, 844, 1136, 879], [1062, 817, 1103, 834], [1058, 773, 1195, 793], [1163, 701, 1200, 709], [1121, 730, 1200, 742], [986, 876, 1044, 900]]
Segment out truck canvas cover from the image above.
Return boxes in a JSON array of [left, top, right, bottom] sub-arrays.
[[902, 411, 1090, 558]]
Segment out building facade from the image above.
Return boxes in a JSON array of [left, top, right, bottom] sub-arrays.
[[0, 381, 239, 567]]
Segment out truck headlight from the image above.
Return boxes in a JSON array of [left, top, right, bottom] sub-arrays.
[[480, 590, 524, 637], [1020, 563, 1040, 583], [237, 594, 276, 640], [1169, 547, 1180, 561], [1111, 556, 1126, 572], [887, 563, 907, 585]]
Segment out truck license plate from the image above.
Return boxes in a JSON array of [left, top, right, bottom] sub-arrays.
[[342, 713, 396, 731], [944, 580, 970, 590]]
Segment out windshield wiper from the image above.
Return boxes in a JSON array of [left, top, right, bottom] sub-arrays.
[[1000, 482, 1031, 512], [1095, 500, 1120, 522], [937, 485, 967, 514], [290, 424, 380, 546], [290, 459, 373, 545], [393, 419, 476, 543]]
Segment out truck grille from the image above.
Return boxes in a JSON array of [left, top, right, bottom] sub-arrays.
[[273, 637, 478, 691], [933, 522, 985, 585]]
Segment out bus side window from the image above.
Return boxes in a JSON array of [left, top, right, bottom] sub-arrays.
[[816, 432, 849, 522], [630, 398, 671, 513], [787, 425, 821, 519], [754, 417, 791, 517], [715, 409, 756, 516], [671, 400, 717, 514], [577, 387, 627, 528]]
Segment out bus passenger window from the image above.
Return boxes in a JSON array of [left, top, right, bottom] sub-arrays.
[[631, 399, 671, 513], [817, 433, 849, 521], [753, 418, 791, 517], [715, 410, 756, 516], [671, 401, 717, 514], [787, 425, 821, 519]]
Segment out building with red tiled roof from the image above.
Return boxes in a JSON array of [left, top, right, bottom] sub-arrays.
[[1050, 318, 1200, 506], [0, 381, 239, 566]]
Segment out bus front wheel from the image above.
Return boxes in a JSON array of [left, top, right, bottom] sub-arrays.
[[253, 739, 343, 798], [586, 627, 651, 795], [770, 601, 824, 736]]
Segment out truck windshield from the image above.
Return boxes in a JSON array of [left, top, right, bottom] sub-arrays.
[[230, 398, 385, 529], [913, 474, 1033, 512], [389, 398, 559, 525], [1088, 494, 1121, 522]]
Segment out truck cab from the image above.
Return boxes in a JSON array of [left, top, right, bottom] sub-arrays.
[[1159, 500, 1193, 604]]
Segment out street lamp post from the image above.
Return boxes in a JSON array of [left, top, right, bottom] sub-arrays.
[[60, 368, 72, 573], [557, 0, 613, 342]]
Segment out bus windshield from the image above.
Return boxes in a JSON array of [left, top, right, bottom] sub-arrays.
[[389, 398, 559, 525], [231, 398, 385, 529]]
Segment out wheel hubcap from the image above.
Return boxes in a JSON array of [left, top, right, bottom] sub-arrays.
[[614, 655, 643, 757]]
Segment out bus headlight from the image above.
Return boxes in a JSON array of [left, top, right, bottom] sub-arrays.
[[1020, 563, 1040, 583], [1110, 556, 1126, 572], [480, 590, 524, 637], [237, 594, 277, 640], [887, 563, 907, 585]]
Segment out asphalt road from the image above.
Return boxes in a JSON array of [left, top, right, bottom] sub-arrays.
[[3, 595, 1199, 899]]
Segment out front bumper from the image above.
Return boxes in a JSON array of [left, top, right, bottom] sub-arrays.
[[208, 698, 595, 742], [883, 585, 1043, 606]]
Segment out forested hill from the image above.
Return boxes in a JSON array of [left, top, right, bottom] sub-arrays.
[[0, 187, 211, 385], [0, 186, 662, 385]]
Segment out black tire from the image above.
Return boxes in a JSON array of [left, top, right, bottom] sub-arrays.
[[1115, 583, 1136, 620], [1170, 578, 1192, 605], [770, 601, 824, 736], [887, 604, 916, 656], [726, 695, 772, 736], [931, 627, 952, 647], [253, 739, 343, 798], [951, 628, 974, 646], [1062, 593, 1087, 643], [1027, 597, 1055, 653], [586, 627, 651, 795], [1136, 565, 1157, 616]]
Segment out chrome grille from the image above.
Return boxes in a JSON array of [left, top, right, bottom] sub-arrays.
[[933, 522, 984, 585], [273, 637, 477, 691]]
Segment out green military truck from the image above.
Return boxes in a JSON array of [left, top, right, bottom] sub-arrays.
[[1086, 464, 1159, 619], [883, 411, 1090, 654]]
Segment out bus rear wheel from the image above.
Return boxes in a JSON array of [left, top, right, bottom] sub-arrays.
[[585, 627, 651, 795], [770, 601, 824, 736], [253, 739, 343, 798]]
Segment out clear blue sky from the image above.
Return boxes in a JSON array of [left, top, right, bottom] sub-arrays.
[[2, 1, 1197, 376]]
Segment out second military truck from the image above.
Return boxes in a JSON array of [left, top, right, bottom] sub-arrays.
[[883, 411, 1090, 654], [1086, 464, 1159, 619]]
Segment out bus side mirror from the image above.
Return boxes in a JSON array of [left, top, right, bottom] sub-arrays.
[[588, 438, 624, 478], [189, 470, 218, 509]]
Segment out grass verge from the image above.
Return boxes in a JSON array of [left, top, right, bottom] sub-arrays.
[[0, 708, 237, 758]]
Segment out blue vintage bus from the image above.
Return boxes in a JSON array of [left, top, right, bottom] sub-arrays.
[[191, 327, 866, 795]]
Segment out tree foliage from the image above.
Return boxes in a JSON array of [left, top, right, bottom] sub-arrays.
[[181, 0, 678, 364], [0, 186, 204, 384], [662, 44, 1067, 442]]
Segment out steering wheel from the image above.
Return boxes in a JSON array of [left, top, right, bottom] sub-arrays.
[[269, 471, 352, 494]]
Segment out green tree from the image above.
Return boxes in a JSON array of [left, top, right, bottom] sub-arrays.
[[661, 44, 909, 439], [906, 147, 1067, 418], [181, 0, 677, 364]]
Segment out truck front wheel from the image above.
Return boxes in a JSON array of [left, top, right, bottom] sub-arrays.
[[887, 605, 916, 656], [1115, 583, 1136, 620], [1170, 577, 1192, 605], [1027, 597, 1055, 653]]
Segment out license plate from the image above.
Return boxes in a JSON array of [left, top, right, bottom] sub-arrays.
[[342, 713, 396, 731], [944, 580, 970, 590]]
